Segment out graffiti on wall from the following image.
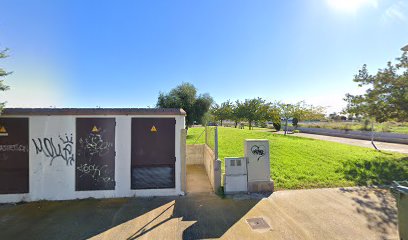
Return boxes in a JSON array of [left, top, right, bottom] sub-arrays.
[[78, 131, 114, 161], [0, 144, 29, 162], [76, 163, 113, 184], [0, 144, 29, 153], [251, 145, 266, 161], [76, 124, 115, 190], [32, 134, 75, 166]]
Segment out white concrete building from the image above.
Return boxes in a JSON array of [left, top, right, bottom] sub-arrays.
[[0, 108, 186, 203]]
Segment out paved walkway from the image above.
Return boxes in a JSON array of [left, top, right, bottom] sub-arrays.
[[0, 187, 398, 239], [186, 164, 212, 193], [273, 131, 408, 154]]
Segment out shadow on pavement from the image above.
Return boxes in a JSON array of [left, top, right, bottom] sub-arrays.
[[339, 187, 398, 239], [0, 193, 262, 240], [339, 155, 406, 239], [177, 193, 260, 240]]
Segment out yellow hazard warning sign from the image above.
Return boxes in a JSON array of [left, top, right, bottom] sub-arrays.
[[0, 126, 7, 133], [151, 125, 157, 132], [0, 126, 8, 136], [91, 125, 99, 133]]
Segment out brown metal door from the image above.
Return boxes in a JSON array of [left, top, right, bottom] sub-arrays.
[[131, 118, 176, 189], [76, 118, 116, 191], [0, 118, 29, 194]]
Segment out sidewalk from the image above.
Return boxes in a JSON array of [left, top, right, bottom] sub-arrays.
[[274, 131, 408, 154], [0, 187, 398, 239]]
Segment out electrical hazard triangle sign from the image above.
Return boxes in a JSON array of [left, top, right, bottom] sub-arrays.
[[91, 126, 99, 133], [0, 126, 7, 133], [151, 125, 157, 132], [0, 126, 8, 136]]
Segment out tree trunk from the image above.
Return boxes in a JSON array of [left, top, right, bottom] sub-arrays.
[[284, 118, 288, 135], [249, 121, 252, 130], [234, 121, 238, 128], [371, 121, 379, 151], [220, 119, 223, 127]]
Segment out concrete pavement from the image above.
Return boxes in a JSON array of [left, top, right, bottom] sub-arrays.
[[222, 187, 398, 240], [186, 165, 213, 193], [0, 187, 398, 240]]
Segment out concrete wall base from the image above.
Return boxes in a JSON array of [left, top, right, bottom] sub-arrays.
[[186, 144, 221, 192], [247, 179, 274, 193], [186, 145, 205, 165]]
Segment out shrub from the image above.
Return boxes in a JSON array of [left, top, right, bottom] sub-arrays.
[[293, 130, 300, 133], [341, 124, 352, 131], [362, 119, 370, 131], [292, 118, 299, 127], [381, 123, 391, 132], [272, 122, 281, 131], [259, 122, 267, 128]]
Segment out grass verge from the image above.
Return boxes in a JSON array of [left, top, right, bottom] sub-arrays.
[[187, 127, 408, 190]]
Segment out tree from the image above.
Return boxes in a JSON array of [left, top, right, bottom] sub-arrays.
[[343, 52, 408, 150], [329, 112, 341, 121], [231, 100, 245, 128], [236, 98, 280, 130], [237, 98, 262, 130], [156, 83, 213, 128], [280, 103, 295, 135], [0, 48, 10, 111], [292, 118, 298, 127], [211, 100, 233, 126], [303, 104, 326, 121], [259, 101, 281, 125], [191, 93, 213, 125], [279, 101, 325, 135], [272, 122, 281, 131]]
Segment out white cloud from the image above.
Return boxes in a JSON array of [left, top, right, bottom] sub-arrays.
[[327, 0, 378, 13], [381, 0, 407, 23]]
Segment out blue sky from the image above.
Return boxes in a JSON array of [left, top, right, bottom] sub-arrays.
[[0, 0, 407, 113]]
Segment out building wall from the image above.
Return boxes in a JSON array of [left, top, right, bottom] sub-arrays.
[[186, 144, 204, 165], [203, 144, 221, 192], [180, 129, 187, 193], [0, 114, 185, 203]]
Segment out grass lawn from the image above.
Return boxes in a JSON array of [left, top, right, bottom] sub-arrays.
[[187, 127, 408, 190]]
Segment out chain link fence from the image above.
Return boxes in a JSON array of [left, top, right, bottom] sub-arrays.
[[191, 125, 219, 160], [205, 126, 218, 160]]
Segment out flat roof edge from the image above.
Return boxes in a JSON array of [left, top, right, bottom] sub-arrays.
[[1, 108, 187, 116]]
